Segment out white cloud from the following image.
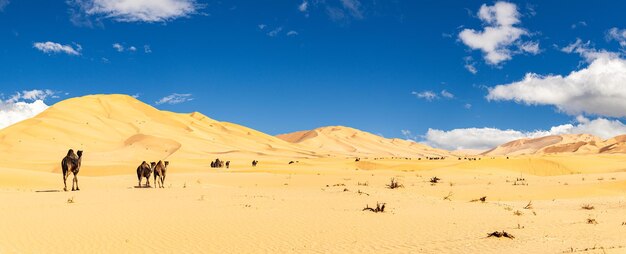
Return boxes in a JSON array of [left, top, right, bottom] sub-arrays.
[[423, 118, 626, 150], [340, 0, 363, 20], [561, 39, 619, 63], [464, 103, 472, 109], [144, 45, 151, 53], [458, 1, 537, 65], [0, 90, 56, 129], [464, 56, 478, 74], [412, 90, 454, 101], [487, 54, 626, 118], [258, 24, 267, 30], [286, 30, 299, 36], [128, 46, 137, 51], [412, 91, 437, 101], [68, 0, 200, 23], [607, 27, 626, 47], [440, 90, 454, 99], [267, 27, 283, 37], [155, 93, 193, 105], [113, 43, 124, 52], [519, 41, 540, 54], [298, 0, 308, 12], [33, 42, 81, 55]]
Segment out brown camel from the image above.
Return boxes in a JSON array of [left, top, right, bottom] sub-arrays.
[[136, 161, 154, 187], [153, 160, 169, 188], [252, 160, 258, 167], [61, 149, 83, 191], [225, 161, 230, 169]]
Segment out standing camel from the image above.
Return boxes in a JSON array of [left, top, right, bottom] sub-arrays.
[[153, 160, 169, 188], [61, 149, 83, 191], [136, 161, 154, 187]]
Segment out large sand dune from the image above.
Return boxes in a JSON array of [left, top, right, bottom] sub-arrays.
[[483, 133, 626, 156]]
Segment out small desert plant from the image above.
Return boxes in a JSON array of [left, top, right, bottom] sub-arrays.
[[343, 188, 349, 192], [363, 202, 386, 213], [581, 204, 595, 210], [67, 197, 75, 204], [513, 210, 523, 216], [443, 191, 453, 201], [387, 178, 403, 189], [524, 201, 533, 209], [487, 231, 514, 239], [586, 218, 598, 225], [471, 196, 487, 203], [357, 181, 369, 186], [430, 177, 441, 184], [357, 190, 370, 196]]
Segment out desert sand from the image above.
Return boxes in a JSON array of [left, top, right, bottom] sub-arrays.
[[0, 95, 624, 253]]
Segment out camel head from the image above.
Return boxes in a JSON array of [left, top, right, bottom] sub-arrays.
[[76, 150, 83, 158], [150, 162, 156, 168], [164, 161, 169, 167]]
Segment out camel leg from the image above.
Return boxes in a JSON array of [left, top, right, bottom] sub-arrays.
[[74, 173, 80, 191], [63, 172, 69, 192], [146, 177, 150, 188]]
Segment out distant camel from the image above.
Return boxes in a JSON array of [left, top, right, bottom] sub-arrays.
[[136, 161, 154, 187], [153, 160, 169, 188], [211, 158, 224, 168], [252, 160, 258, 167], [225, 161, 230, 169], [61, 149, 83, 191]]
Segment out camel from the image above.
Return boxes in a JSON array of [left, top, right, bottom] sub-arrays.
[[252, 160, 258, 167], [61, 149, 83, 191], [136, 161, 154, 187], [153, 160, 169, 188], [225, 161, 230, 169]]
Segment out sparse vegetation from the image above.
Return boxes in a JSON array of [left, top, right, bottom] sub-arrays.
[[363, 202, 386, 213], [524, 201, 533, 209], [357, 181, 369, 186], [470, 196, 487, 203], [67, 196, 75, 204], [430, 177, 441, 184], [443, 191, 453, 201], [581, 204, 595, 210], [586, 218, 598, 225], [513, 210, 523, 216], [486, 231, 514, 239], [387, 178, 403, 189]]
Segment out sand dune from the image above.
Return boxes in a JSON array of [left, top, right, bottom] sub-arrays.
[[482, 133, 626, 156], [277, 126, 450, 158]]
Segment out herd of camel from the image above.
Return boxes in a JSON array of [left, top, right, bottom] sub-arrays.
[[60, 149, 261, 191]]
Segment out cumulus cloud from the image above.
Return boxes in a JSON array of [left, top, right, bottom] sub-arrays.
[[561, 39, 619, 63], [607, 27, 626, 47], [0, 90, 56, 129], [286, 30, 299, 36], [67, 0, 201, 23], [458, 1, 537, 65], [113, 43, 124, 52], [487, 54, 626, 118], [33, 42, 81, 55], [155, 93, 193, 105], [423, 118, 626, 150], [464, 56, 478, 74]]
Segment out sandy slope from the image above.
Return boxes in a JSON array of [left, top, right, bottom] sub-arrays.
[[277, 126, 450, 158], [483, 133, 626, 156]]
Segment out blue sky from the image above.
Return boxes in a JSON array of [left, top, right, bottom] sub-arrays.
[[2, 0, 626, 150]]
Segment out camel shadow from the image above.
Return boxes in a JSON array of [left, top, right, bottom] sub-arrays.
[[35, 189, 61, 193], [133, 185, 153, 189]]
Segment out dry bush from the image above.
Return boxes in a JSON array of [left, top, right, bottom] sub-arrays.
[[470, 196, 487, 203], [581, 204, 595, 210], [586, 218, 598, 225], [357, 181, 369, 186], [430, 177, 441, 184], [387, 178, 404, 189], [486, 231, 514, 239], [524, 201, 533, 209], [67, 197, 75, 204], [363, 202, 386, 213], [513, 210, 523, 216], [443, 191, 453, 201]]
